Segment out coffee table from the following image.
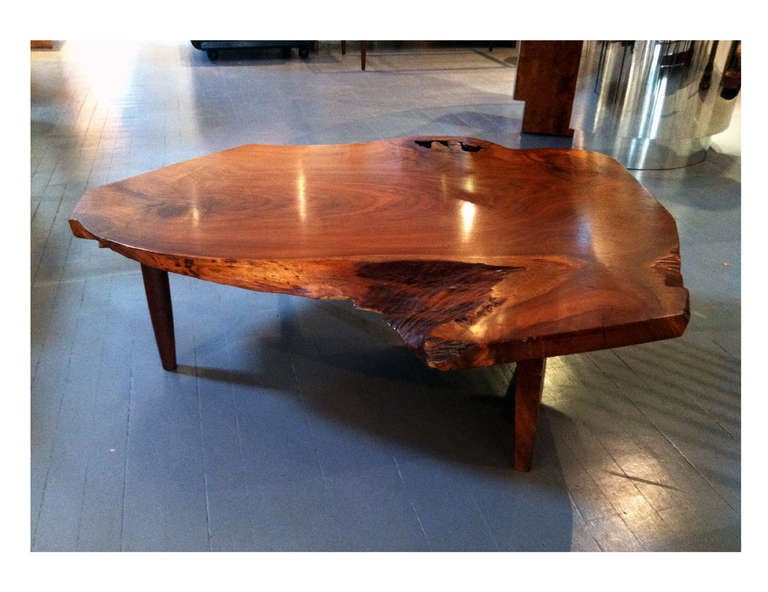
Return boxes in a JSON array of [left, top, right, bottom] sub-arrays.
[[69, 137, 689, 471]]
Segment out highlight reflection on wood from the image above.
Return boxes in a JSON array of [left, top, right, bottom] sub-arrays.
[[69, 136, 690, 470]]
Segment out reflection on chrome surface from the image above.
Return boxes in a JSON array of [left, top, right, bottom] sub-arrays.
[[570, 41, 740, 169]]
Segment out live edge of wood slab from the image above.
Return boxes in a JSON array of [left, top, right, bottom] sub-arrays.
[[70, 136, 690, 471], [70, 136, 689, 371]]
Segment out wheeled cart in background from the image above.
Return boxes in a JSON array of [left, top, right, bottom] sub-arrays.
[[191, 40, 314, 61]]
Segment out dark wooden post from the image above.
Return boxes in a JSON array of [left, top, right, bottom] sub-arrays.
[[513, 41, 583, 136]]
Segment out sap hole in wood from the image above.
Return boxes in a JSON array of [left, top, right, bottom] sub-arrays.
[[414, 139, 483, 152]]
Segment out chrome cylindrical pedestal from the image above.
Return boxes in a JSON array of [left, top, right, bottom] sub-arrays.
[[570, 41, 740, 169]]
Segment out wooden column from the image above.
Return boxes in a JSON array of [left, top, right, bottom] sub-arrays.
[[513, 41, 583, 136], [140, 264, 177, 371], [509, 358, 547, 471]]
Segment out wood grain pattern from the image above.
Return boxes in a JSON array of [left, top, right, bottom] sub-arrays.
[[69, 136, 689, 371], [514, 41, 583, 135]]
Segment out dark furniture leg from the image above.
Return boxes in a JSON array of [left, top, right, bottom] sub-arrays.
[[140, 264, 177, 371], [509, 358, 547, 471]]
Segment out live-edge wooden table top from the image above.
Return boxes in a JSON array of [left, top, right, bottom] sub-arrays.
[[69, 137, 689, 370]]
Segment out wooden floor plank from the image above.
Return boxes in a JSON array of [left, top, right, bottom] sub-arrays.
[[119, 274, 210, 551], [186, 284, 259, 551], [30, 279, 87, 543], [75, 273, 135, 550], [31, 277, 107, 550]]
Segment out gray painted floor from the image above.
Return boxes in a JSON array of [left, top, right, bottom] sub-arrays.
[[31, 41, 740, 554]]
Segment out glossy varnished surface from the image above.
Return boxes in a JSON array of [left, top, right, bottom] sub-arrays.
[[70, 136, 689, 369], [36, 42, 738, 551]]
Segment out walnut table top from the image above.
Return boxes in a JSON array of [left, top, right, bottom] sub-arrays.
[[70, 137, 690, 470]]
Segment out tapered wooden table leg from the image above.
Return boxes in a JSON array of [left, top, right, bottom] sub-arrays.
[[510, 358, 547, 471], [140, 264, 177, 371]]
